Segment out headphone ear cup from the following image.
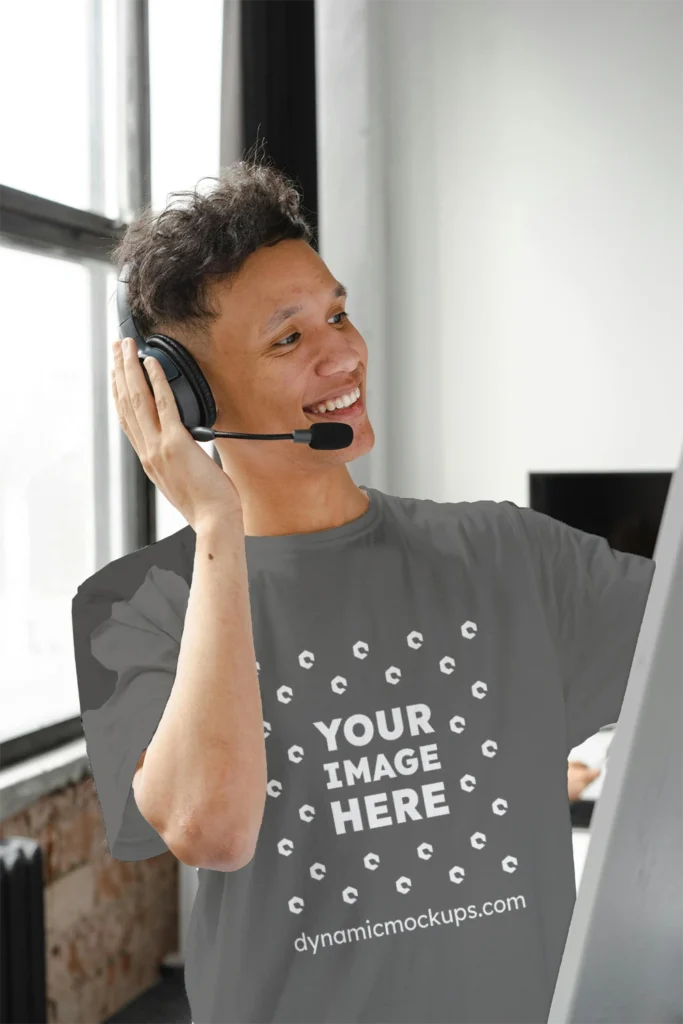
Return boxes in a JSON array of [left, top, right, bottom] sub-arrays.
[[141, 334, 217, 431]]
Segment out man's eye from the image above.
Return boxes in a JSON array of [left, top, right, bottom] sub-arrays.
[[274, 332, 300, 348], [274, 310, 349, 348]]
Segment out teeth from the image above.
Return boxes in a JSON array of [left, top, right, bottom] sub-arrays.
[[308, 386, 360, 414]]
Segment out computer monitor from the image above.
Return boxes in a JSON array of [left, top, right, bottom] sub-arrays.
[[529, 469, 671, 561]]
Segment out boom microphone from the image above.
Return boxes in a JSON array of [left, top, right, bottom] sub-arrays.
[[189, 421, 354, 450]]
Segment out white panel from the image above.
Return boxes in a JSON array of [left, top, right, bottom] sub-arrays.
[[550, 445, 682, 1022]]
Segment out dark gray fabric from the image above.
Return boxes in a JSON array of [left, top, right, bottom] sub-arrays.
[[72, 486, 655, 1023]]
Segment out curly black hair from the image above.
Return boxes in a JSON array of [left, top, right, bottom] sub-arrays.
[[111, 141, 315, 352]]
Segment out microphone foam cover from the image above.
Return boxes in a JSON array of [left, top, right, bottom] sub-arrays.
[[309, 422, 354, 450]]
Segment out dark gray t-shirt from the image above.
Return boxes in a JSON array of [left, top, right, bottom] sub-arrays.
[[72, 486, 655, 1024]]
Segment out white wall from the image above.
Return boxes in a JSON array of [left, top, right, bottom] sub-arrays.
[[316, 0, 683, 504]]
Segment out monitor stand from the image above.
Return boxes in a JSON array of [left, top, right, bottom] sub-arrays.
[[548, 441, 683, 1024]]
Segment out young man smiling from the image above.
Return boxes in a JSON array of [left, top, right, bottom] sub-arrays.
[[72, 154, 655, 1024]]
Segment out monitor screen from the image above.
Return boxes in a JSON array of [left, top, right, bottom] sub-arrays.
[[529, 471, 672, 559]]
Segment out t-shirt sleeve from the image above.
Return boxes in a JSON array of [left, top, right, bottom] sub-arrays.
[[72, 564, 190, 861], [503, 502, 656, 754]]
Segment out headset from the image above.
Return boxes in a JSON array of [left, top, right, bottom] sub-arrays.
[[116, 262, 352, 450]]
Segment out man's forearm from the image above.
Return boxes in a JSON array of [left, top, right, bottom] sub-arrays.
[[135, 513, 267, 868]]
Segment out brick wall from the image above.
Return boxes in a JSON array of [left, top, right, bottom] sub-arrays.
[[0, 773, 178, 1024]]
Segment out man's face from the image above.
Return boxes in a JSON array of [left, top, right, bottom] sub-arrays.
[[205, 239, 374, 467]]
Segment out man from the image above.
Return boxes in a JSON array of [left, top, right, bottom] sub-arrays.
[[72, 155, 655, 1024]]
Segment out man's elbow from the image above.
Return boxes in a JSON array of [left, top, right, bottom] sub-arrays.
[[133, 770, 265, 871], [163, 814, 260, 872]]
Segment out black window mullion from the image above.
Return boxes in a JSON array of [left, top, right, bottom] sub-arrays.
[[0, 185, 125, 263]]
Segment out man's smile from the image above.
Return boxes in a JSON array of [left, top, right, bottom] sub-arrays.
[[303, 388, 365, 420]]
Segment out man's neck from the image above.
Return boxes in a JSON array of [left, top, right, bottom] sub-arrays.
[[222, 466, 370, 538]]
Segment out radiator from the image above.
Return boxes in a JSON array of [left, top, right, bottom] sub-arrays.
[[0, 837, 47, 1024]]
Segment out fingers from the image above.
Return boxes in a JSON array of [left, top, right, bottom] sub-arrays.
[[112, 339, 145, 455], [121, 337, 161, 445], [141, 352, 183, 434], [568, 762, 600, 778], [111, 338, 185, 468]]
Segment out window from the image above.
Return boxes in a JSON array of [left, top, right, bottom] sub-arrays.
[[0, 0, 226, 761], [0, 0, 127, 758], [0, 0, 125, 757], [149, 0, 224, 213], [0, 0, 120, 219], [0, 248, 116, 743]]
